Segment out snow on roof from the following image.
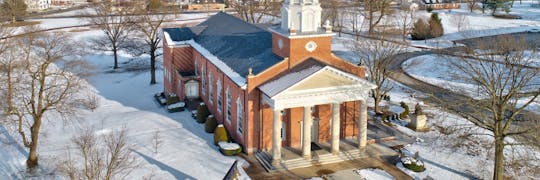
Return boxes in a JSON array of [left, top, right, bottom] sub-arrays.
[[259, 59, 325, 97], [164, 35, 248, 87], [163, 12, 282, 88]]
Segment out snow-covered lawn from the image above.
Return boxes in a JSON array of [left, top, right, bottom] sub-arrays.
[[403, 54, 540, 113], [0, 16, 251, 179]]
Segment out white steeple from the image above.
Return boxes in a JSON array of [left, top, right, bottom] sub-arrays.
[[280, 0, 322, 34]]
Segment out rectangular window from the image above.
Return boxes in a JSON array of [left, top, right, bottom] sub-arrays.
[[208, 72, 213, 104], [237, 97, 243, 135], [201, 67, 206, 95], [217, 79, 222, 113], [226, 88, 231, 123]]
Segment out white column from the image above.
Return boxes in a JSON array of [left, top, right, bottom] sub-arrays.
[[302, 106, 313, 159], [358, 100, 368, 148], [272, 109, 282, 165], [331, 103, 340, 155]]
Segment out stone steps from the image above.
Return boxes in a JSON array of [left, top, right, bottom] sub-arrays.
[[282, 149, 370, 170], [254, 151, 276, 172]]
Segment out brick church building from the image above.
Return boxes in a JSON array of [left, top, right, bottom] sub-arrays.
[[163, 0, 376, 168]]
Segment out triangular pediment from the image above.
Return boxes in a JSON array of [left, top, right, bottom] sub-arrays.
[[274, 66, 376, 98], [287, 69, 358, 91]]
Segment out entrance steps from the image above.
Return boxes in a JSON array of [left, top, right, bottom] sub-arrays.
[[254, 149, 371, 172], [254, 151, 276, 172], [281, 149, 369, 170]]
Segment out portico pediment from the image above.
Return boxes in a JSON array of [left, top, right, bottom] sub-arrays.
[[260, 63, 376, 110]]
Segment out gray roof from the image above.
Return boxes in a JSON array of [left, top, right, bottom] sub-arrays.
[[163, 12, 282, 77]]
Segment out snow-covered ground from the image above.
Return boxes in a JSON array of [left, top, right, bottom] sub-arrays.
[[2, 1, 540, 179], [403, 54, 540, 113], [0, 15, 250, 179]]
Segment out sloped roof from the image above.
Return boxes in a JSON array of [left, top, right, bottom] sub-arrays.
[[259, 59, 325, 97], [260, 58, 376, 98], [163, 12, 282, 77]]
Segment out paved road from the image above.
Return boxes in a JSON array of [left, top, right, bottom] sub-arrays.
[[387, 42, 540, 148]]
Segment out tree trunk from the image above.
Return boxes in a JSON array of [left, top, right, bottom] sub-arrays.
[[12, 16, 16, 23], [26, 119, 42, 169], [113, 47, 119, 69], [150, 50, 156, 85], [374, 97, 380, 113], [493, 136, 505, 180]]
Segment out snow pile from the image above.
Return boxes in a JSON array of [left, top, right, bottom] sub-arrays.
[[167, 102, 185, 109], [218, 142, 240, 151]]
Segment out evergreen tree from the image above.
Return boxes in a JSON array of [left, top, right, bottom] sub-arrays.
[[411, 18, 431, 40], [1, 0, 27, 23], [429, 13, 444, 38]]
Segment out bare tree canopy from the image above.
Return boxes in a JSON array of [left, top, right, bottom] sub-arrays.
[[128, 7, 173, 84], [86, 2, 134, 70], [0, 29, 89, 168], [357, 0, 393, 35], [446, 35, 540, 179], [230, 0, 279, 24], [0, 0, 27, 23], [58, 128, 139, 180], [347, 35, 406, 113]]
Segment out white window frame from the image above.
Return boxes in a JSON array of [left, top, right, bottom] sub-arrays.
[[236, 97, 243, 135], [217, 79, 222, 113], [201, 66, 206, 95], [226, 87, 231, 123]]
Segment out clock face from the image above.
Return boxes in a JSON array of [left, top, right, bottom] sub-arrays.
[[305, 41, 317, 52], [277, 38, 284, 49]]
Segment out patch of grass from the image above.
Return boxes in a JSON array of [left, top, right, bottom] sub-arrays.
[[5, 21, 41, 27]]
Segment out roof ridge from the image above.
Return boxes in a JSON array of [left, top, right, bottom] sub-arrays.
[[203, 11, 268, 32]]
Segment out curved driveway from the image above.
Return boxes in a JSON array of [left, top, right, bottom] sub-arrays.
[[387, 44, 540, 147]]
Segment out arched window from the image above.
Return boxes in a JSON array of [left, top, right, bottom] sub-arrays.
[[226, 87, 231, 123], [236, 97, 243, 135], [217, 79, 222, 113]]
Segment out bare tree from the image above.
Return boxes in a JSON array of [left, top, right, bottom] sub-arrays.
[[321, 0, 342, 27], [230, 0, 277, 24], [152, 128, 162, 154], [358, 0, 393, 35], [0, 0, 27, 23], [447, 35, 540, 180], [450, 14, 469, 32], [348, 8, 364, 40], [58, 128, 139, 180], [347, 35, 406, 113], [0, 30, 88, 168], [393, 4, 415, 40], [129, 9, 171, 85], [467, 0, 480, 12], [86, 3, 134, 70]]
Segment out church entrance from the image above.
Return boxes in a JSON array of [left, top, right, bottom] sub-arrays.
[[185, 80, 199, 99]]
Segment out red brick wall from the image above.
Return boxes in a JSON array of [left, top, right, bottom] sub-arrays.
[[173, 47, 194, 73], [192, 50, 248, 148], [163, 41, 173, 94]]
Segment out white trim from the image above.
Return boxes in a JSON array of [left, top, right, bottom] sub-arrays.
[[268, 27, 335, 39], [163, 32, 247, 87], [273, 66, 376, 98]]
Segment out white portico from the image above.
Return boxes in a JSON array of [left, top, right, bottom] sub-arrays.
[[259, 60, 376, 165]]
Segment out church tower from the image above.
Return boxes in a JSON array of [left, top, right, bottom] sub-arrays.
[[271, 0, 334, 66]]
